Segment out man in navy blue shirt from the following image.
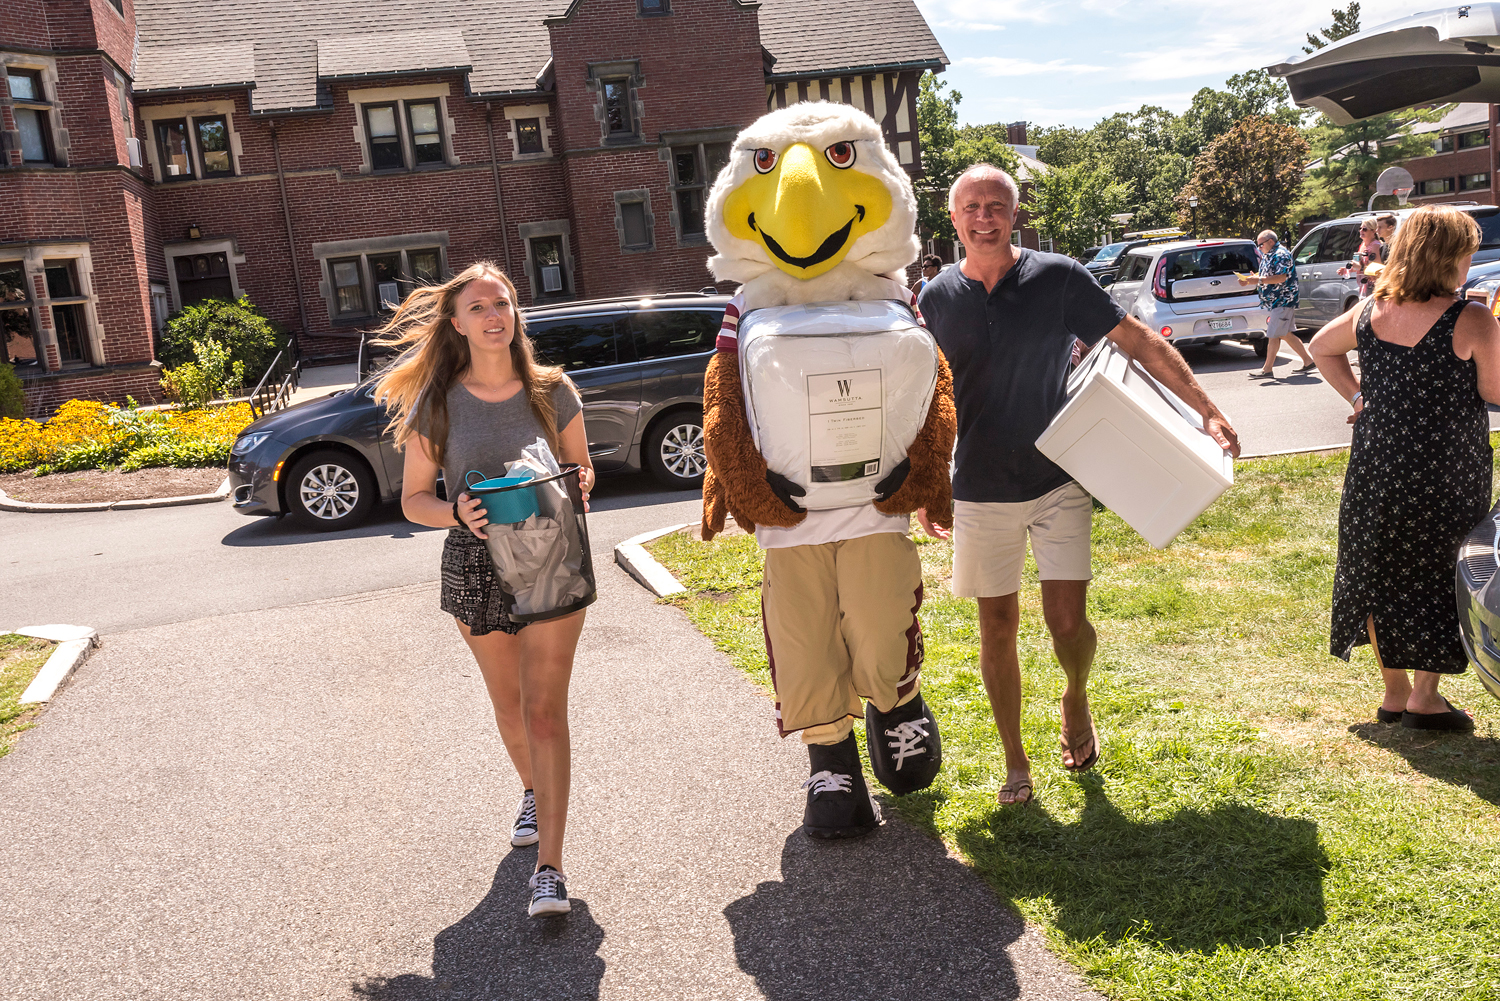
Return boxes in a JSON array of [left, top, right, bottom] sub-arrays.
[[918, 164, 1239, 805]]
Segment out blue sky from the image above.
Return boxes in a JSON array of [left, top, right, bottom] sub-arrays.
[[916, 0, 1420, 130]]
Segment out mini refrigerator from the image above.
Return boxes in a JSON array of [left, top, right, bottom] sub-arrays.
[[1035, 340, 1233, 549]]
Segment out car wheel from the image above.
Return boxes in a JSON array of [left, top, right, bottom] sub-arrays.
[[1253, 339, 1269, 359], [645, 411, 707, 489], [286, 449, 376, 531]]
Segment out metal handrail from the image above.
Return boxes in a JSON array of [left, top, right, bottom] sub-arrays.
[[247, 340, 302, 419]]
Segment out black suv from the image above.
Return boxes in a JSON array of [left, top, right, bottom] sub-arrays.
[[227, 293, 726, 531]]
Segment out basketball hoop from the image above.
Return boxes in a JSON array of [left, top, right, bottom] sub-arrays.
[[1394, 186, 1413, 206]]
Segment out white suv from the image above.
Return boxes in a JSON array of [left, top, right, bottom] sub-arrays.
[[1102, 239, 1272, 357]]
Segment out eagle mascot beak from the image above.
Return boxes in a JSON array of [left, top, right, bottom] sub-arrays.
[[721, 141, 893, 281]]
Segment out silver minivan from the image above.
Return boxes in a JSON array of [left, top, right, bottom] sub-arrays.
[[1291, 206, 1500, 329]]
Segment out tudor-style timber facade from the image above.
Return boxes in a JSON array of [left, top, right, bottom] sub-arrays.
[[1, 0, 947, 417]]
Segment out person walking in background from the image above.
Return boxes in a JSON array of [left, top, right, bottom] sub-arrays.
[[375, 261, 594, 917], [1310, 206, 1500, 732], [1338, 220, 1385, 298], [1243, 229, 1316, 379], [912, 254, 943, 295], [918, 164, 1240, 805]]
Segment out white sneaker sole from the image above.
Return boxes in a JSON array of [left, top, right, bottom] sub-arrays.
[[510, 830, 540, 847], [528, 898, 571, 918]]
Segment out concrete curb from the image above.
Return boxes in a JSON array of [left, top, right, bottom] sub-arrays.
[[12, 625, 99, 705], [614, 523, 693, 597], [1240, 443, 1350, 458], [0, 476, 230, 513]]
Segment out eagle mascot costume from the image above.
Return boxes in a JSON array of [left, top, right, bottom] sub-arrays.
[[700, 102, 956, 839]]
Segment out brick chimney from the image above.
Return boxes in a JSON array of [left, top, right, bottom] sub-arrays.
[[1006, 121, 1027, 146]]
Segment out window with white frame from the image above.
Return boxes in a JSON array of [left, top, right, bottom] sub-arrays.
[[317, 243, 445, 321], [355, 93, 450, 172], [668, 142, 729, 241], [7, 67, 54, 165], [0, 260, 37, 369]]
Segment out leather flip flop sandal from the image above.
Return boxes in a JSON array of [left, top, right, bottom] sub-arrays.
[[1376, 706, 1403, 723], [1401, 698, 1475, 732], [1059, 715, 1100, 773], [998, 780, 1034, 805]]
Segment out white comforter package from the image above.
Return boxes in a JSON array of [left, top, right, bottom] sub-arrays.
[[1035, 340, 1233, 549], [738, 300, 938, 511]]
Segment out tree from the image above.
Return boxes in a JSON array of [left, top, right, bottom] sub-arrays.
[[1178, 116, 1309, 238], [1024, 162, 1131, 257], [1304, 3, 1360, 52], [160, 295, 281, 377], [914, 72, 1019, 241], [1183, 71, 1304, 148], [1300, 109, 1444, 217]]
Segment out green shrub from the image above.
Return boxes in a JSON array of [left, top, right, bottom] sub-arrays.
[[117, 438, 231, 471], [160, 295, 280, 376], [0, 364, 23, 419], [159, 339, 246, 409]]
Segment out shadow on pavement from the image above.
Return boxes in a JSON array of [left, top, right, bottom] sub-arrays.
[[1349, 720, 1500, 806], [219, 502, 442, 547], [725, 822, 1025, 1000], [952, 778, 1328, 953], [588, 469, 700, 514], [353, 850, 606, 1000]]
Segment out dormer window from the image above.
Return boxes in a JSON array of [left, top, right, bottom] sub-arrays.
[[365, 104, 403, 170], [356, 95, 450, 172]]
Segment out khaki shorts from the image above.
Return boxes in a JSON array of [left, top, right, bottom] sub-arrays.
[[952, 481, 1093, 598], [1265, 306, 1298, 340], [761, 532, 923, 744]]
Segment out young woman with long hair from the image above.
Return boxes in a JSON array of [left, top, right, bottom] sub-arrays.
[[374, 261, 593, 918]]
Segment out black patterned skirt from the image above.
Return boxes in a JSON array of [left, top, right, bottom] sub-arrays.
[[440, 529, 525, 636]]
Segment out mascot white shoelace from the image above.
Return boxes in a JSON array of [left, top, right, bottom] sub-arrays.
[[700, 102, 955, 839]]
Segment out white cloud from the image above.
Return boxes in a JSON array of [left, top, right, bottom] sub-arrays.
[[955, 55, 1107, 77], [916, 0, 1059, 27], [935, 19, 1007, 32]]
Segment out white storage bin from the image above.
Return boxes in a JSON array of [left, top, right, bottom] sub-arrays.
[[1035, 340, 1233, 549], [739, 300, 938, 511]]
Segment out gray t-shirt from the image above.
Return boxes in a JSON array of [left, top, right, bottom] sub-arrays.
[[919, 250, 1125, 503], [417, 380, 582, 492]]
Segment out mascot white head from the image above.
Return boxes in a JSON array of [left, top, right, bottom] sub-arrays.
[[705, 102, 921, 305]]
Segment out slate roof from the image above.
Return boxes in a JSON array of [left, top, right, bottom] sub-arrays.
[[131, 0, 947, 113]]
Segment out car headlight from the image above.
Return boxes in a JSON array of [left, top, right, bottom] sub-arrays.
[[231, 431, 273, 456]]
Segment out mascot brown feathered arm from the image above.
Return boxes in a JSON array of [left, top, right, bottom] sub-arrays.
[[701, 350, 808, 541], [873, 348, 955, 529]]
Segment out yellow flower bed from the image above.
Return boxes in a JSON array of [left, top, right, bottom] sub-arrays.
[[0, 400, 254, 474]]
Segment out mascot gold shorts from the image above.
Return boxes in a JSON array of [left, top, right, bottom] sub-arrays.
[[761, 532, 924, 744]]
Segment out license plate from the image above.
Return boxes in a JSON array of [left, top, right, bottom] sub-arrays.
[[1207, 318, 1234, 331]]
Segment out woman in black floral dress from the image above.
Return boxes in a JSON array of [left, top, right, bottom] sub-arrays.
[[1311, 206, 1500, 731]]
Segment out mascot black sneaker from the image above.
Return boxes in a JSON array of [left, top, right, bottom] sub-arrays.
[[802, 733, 882, 840], [865, 693, 942, 796]]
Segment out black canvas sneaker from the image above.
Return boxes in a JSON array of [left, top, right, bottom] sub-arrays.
[[511, 789, 539, 847], [528, 866, 571, 918], [865, 693, 942, 796], [802, 733, 882, 840]]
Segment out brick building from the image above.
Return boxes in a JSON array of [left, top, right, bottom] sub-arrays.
[[2, 0, 946, 417], [1402, 103, 1499, 207]]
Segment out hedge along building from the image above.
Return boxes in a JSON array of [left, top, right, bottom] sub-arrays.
[[1, 0, 947, 419]]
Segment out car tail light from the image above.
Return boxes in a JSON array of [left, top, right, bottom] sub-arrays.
[[1160, 326, 1173, 338], [1152, 258, 1169, 300]]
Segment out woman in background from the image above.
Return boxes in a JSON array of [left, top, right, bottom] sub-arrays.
[[1311, 206, 1500, 732], [376, 261, 592, 917]]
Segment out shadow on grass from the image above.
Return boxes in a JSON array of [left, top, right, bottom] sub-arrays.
[[953, 778, 1329, 953], [352, 849, 605, 1000], [725, 822, 1027, 1000], [1349, 720, 1500, 806]]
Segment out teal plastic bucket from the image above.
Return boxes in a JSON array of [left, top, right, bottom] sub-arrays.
[[465, 469, 539, 524]]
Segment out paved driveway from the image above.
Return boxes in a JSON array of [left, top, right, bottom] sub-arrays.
[[0, 478, 1095, 1001]]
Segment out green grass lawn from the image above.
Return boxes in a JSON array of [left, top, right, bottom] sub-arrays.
[[0, 633, 53, 757], [649, 449, 1500, 1001]]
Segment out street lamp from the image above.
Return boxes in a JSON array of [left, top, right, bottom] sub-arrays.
[[1188, 196, 1198, 237]]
